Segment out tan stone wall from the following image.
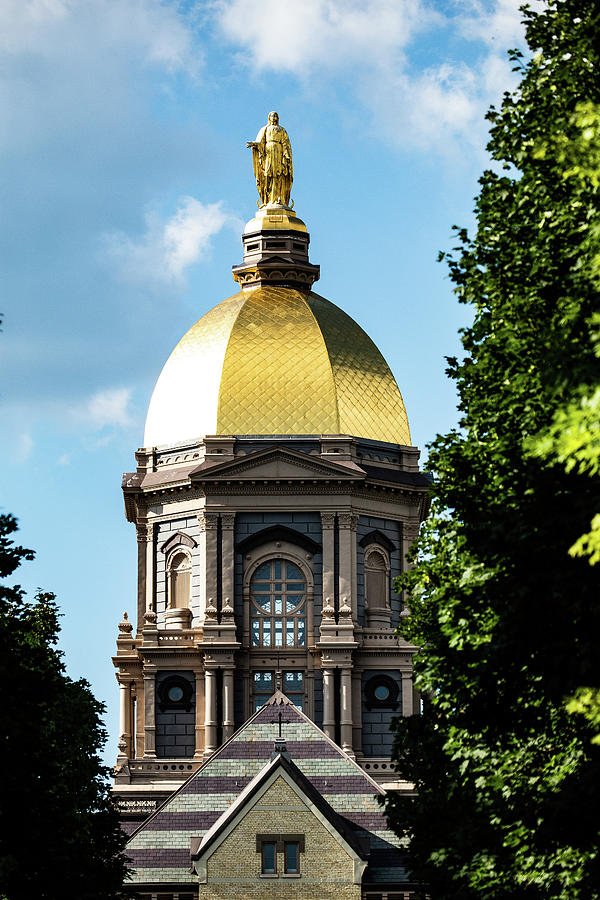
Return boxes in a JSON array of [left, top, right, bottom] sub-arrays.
[[200, 774, 361, 900]]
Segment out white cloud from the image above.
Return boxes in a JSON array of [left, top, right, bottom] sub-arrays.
[[78, 387, 134, 429], [216, 0, 436, 73], [104, 197, 242, 284], [215, 0, 526, 155], [0, 0, 198, 72], [457, 0, 526, 49]]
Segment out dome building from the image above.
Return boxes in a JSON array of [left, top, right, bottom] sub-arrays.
[[113, 114, 430, 898]]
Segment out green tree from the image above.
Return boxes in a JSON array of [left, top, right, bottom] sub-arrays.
[[0, 513, 130, 900], [384, 1, 600, 897]]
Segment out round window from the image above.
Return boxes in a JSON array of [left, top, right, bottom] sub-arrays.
[[168, 685, 184, 703], [365, 674, 399, 710]]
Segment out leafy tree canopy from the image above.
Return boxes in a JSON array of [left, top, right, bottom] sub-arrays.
[[385, 1, 600, 897], [0, 513, 130, 900]]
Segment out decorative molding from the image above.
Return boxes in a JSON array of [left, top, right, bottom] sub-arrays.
[[236, 524, 321, 557], [359, 528, 397, 554], [135, 522, 154, 543], [159, 531, 197, 554], [338, 513, 359, 530], [221, 513, 236, 530], [198, 512, 219, 532], [321, 512, 335, 530]]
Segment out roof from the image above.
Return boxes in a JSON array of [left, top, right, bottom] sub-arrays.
[[193, 749, 369, 864], [125, 691, 409, 888], [143, 286, 411, 447]]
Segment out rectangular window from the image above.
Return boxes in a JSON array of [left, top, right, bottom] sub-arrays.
[[284, 841, 299, 874], [261, 841, 277, 874]]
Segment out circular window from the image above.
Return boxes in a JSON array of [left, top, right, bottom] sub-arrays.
[[168, 685, 184, 703], [158, 675, 193, 711], [365, 674, 399, 711]]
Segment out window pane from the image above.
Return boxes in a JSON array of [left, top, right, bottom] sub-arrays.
[[274, 596, 283, 614], [253, 595, 271, 613], [262, 842, 276, 873], [286, 619, 295, 646], [274, 618, 283, 646], [254, 696, 268, 712], [286, 594, 303, 611], [274, 561, 282, 579], [285, 842, 299, 873], [286, 563, 302, 579], [251, 618, 260, 646], [254, 672, 273, 691], [290, 695, 303, 710], [297, 617, 306, 646], [274, 582, 282, 592], [254, 563, 270, 580], [284, 672, 303, 690], [262, 620, 271, 646]]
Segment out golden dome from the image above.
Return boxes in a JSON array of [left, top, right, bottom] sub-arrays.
[[143, 285, 411, 447]]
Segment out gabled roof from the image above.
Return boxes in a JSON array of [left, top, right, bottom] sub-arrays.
[[125, 691, 408, 888], [193, 749, 369, 867]]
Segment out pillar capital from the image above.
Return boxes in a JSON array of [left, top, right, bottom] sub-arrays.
[[221, 512, 236, 531], [198, 511, 219, 531], [136, 521, 154, 543], [321, 512, 336, 530], [338, 512, 358, 530]]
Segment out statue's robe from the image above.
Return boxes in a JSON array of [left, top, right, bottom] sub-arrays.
[[252, 123, 293, 206]]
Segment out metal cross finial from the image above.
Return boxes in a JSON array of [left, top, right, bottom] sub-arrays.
[[278, 710, 283, 738]]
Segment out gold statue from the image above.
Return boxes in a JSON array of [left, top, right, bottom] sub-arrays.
[[247, 111, 293, 207]]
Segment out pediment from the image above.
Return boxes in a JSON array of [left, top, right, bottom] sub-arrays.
[[189, 446, 365, 483]]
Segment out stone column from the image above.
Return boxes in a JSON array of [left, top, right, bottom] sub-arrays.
[[145, 525, 155, 614], [198, 512, 219, 617], [143, 670, 156, 757], [401, 671, 414, 716], [351, 670, 363, 756], [321, 513, 335, 633], [338, 513, 358, 620], [222, 669, 235, 741], [118, 678, 131, 758], [204, 668, 217, 756], [322, 667, 335, 741], [194, 670, 205, 758], [340, 667, 353, 755], [221, 513, 236, 615], [136, 522, 155, 624]]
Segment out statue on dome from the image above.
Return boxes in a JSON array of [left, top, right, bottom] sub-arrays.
[[246, 111, 293, 207]]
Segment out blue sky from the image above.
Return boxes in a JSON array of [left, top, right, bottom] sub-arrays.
[[1, 0, 528, 762]]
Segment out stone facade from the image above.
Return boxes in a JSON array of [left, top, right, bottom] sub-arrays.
[[112, 195, 431, 897]]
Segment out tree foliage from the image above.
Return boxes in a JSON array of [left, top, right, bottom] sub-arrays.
[[0, 513, 130, 900], [384, 1, 600, 897]]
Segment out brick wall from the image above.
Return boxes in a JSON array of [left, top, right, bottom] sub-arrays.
[[201, 774, 360, 900], [155, 670, 195, 758], [361, 670, 403, 758]]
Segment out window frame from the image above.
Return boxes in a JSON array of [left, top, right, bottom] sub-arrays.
[[364, 544, 392, 621], [166, 546, 193, 610], [249, 558, 307, 649], [260, 840, 277, 876], [243, 547, 314, 651], [283, 840, 300, 875]]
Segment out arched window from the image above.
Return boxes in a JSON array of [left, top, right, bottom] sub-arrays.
[[364, 547, 391, 625], [250, 559, 306, 647], [168, 550, 192, 609]]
